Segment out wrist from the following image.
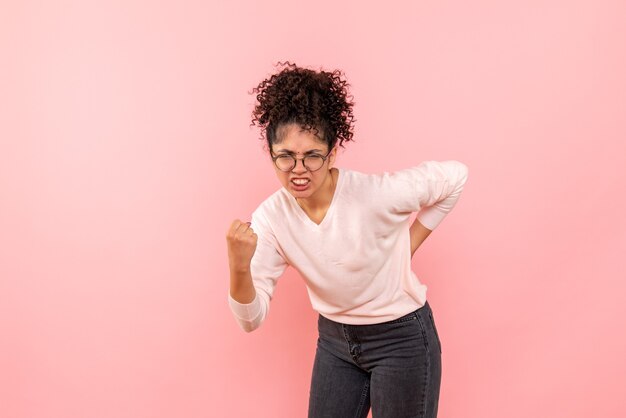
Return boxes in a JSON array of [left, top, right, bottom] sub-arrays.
[[230, 263, 250, 274]]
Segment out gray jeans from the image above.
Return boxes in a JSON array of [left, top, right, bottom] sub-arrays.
[[308, 300, 442, 418]]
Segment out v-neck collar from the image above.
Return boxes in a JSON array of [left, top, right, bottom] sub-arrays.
[[285, 167, 345, 228]]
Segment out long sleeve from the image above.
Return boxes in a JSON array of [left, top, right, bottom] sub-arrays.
[[384, 160, 469, 230], [227, 207, 288, 332]]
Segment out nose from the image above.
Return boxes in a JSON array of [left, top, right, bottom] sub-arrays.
[[292, 158, 308, 173]]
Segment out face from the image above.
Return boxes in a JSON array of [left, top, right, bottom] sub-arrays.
[[270, 123, 337, 202]]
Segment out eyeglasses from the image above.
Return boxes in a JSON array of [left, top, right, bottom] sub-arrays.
[[270, 148, 332, 172]]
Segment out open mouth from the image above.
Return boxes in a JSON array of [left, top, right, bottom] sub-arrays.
[[291, 178, 311, 189], [291, 179, 310, 185]]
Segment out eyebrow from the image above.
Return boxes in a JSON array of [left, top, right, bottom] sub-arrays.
[[275, 148, 324, 154]]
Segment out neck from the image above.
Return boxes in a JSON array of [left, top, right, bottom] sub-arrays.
[[297, 168, 336, 211]]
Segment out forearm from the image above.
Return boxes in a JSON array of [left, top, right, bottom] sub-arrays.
[[229, 266, 256, 304], [409, 218, 433, 257]]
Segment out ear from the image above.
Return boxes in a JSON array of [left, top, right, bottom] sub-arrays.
[[328, 146, 338, 168]]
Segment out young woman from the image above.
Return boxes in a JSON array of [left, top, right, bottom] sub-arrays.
[[226, 61, 468, 418]]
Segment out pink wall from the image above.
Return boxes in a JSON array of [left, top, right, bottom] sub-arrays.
[[1, 1, 625, 417]]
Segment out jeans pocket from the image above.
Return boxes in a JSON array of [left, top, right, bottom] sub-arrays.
[[428, 309, 442, 354], [385, 311, 417, 324]]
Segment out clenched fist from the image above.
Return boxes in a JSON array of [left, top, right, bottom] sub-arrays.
[[226, 219, 258, 272]]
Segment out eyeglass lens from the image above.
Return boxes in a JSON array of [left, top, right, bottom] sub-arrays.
[[275, 155, 325, 171]]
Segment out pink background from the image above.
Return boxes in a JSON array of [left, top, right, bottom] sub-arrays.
[[1, 1, 625, 417]]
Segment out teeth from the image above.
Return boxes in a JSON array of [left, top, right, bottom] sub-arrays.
[[292, 179, 309, 185]]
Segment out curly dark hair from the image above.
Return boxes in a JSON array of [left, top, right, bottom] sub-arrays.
[[249, 61, 356, 153]]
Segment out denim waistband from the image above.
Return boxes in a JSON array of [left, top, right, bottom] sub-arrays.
[[319, 300, 431, 328]]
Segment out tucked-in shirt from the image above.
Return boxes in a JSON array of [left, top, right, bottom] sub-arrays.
[[228, 160, 469, 332]]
